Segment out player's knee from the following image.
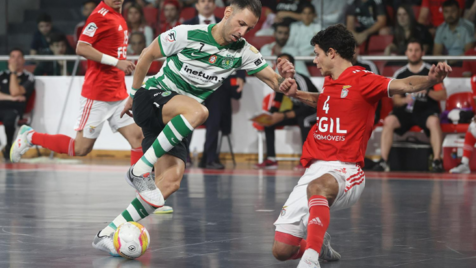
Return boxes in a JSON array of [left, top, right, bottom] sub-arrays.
[[426, 116, 440, 129], [307, 176, 337, 200], [74, 145, 93, 156], [383, 116, 398, 130], [272, 244, 293, 261]]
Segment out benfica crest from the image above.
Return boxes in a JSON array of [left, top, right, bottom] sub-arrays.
[[341, 85, 351, 98]]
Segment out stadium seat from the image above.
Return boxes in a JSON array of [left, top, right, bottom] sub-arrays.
[[359, 41, 367, 54], [244, 36, 274, 50], [440, 92, 474, 132], [143, 7, 159, 27], [66, 35, 76, 50], [386, 6, 395, 25], [180, 7, 197, 21], [307, 65, 322, 77], [412, 5, 421, 18], [448, 67, 464, 77], [367, 35, 394, 55], [214, 7, 225, 18]]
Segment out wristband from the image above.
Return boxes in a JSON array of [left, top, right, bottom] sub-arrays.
[[283, 112, 288, 119], [101, 54, 119, 66], [130, 87, 140, 99]]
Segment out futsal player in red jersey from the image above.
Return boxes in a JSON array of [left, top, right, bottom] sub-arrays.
[[272, 24, 451, 268], [11, 0, 144, 165]]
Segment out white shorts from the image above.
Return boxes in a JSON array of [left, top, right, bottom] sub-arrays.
[[274, 160, 365, 239], [73, 96, 135, 139]]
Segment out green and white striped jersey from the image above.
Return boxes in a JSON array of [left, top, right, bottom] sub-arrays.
[[141, 24, 268, 103]]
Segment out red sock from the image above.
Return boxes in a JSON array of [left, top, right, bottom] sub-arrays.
[[131, 147, 143, 165], [306, 195, 330, 253], [463, 131, 476, 159], [291, 239, 307, 259], [31, 133, 75, 156]]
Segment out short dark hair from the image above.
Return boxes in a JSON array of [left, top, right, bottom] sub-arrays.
[[301, 2, 315, 14], [272, 21, 290, 31], [130, 31, 146, 41], [310, 24, 356, 62], [277, 53, 295, 65], [442, 0, 460, 9], [230, 0, 262, 19], [406, 38, 424, 50], [9, 47, 24, 57], [49, 33, 67, 45], [37, 13, 52, 24]]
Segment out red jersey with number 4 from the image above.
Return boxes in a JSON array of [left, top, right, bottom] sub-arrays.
[[79, 1, 129, 101], [301, 66, 392, 167]]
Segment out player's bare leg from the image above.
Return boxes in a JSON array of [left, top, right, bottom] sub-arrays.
[[117, 123, 144, 165], [73, 131, 97, 156], [426, 115, 443, 172], [451, 119, 476, 173], [375, 115, 401, 171], [128, 95, 208, 207], [272, 232, 339, 263]]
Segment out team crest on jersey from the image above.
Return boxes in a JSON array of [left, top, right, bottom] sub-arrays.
[[209, 55, 217, 64], [341, 85, 351, 98], [83, 22, 98, 37], [162, 91, 172, 97], [167, 30, 176, 42], [222, 54, 234, 69], [89, 126, 96, 134], [281, 206, 287, 216]]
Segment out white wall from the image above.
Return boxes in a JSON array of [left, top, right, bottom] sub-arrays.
[[28, 76, 469, 155]]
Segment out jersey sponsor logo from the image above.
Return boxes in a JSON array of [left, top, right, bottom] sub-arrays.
[[118, 25, 123, 31], [166, 30, 176, 42], [313, 116, 348, 142], [98, 8, 109, 16], [209, 55, 217, 64], [123, 30, 129, 45], [180, 64, 225, 83], [254, 58, 262, 66], [250, 46, 259, 54], [118, 46, 127, 58], [341, 85, 351, 98], [83, 22, 98, 37], [221, 54, 234, 69]]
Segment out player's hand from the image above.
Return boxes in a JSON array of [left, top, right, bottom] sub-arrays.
[[428, 62, 452, 84], [11, 95, 26, 102], [236, 77, 245, 93], [277, 58, 295, 79], [8, 61, 17, 73], [117, 60, 136, 75], [280, 78, 298, 97], [121, 97, 133, 118]]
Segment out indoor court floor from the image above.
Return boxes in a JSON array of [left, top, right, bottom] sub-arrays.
[[0, 163, 475, 268]]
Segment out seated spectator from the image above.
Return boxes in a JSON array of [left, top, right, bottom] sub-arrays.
[[283, 3, 322, 57], [433, 0, 474, 59], [129, 32, 162, 74], [465, 0, 476, 29], [312, 0, 348, 28], [34, 34, 76, 76], [346, 0, 388, 45], [30, 14, 60, 55], [384, 5, 433, 55], [260, 22, 310, 76], [0, 48, 35, 161], [274, 0, 308, 24], [126, 3, 154, 46], [418, 0, 465, 32], [255, 53, 318, 170], [159, 0, 182, 33], [353, 44, 380, 74], [184, 0, 220, 25], [374, 40, 446, 172], [74, 0, 98, 42]]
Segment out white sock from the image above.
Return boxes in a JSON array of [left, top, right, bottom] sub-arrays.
[[27, 132, 34, 143], [268, 157, 276, 162], [462, 156, 469, 165]]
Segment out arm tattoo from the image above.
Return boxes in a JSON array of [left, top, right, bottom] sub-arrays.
[[277, 76, 285, 88]]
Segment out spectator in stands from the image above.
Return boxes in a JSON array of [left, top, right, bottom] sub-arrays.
[[34, 34, 76, 76], [126, 3, 154, 47], [274, 0, 308, 24], [353, 44, 380, 74], [433, 0, 474, 58], [260, 22, 310, 76], [312, 0, 348, 28], [30, 14, 59, 55], [184, 0, 220, 25], [418, 0, 465, 32], [129, 32, 162, 75], [346, 0, 388, 45], [384, 5, 433, 55], [74, 0, 98, 42], [465, 0, 476, 27], [283, 3, 322, 57], [0, 48, 35, 162], [255, 53, 318, 170], [159, 0, 182, 33], [375, 40, 446, 172]]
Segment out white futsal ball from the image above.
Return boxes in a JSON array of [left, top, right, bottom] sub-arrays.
[[113, 222, 150, 259]]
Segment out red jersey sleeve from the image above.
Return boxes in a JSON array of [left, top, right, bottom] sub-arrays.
[[359, 71, 392, 103], [78, 13, 110, 45]]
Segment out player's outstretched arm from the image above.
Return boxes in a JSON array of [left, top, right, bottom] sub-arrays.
[[279, 78, 320, 108], [76, 42, 135, 74], [388, 62, 452, 96]]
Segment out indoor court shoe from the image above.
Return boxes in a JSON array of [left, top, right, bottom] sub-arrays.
[[254, 159, 278, 169], [154, 205, 174, 214], [372, 159, 389, 172], [297, 248, 321, 268], [92, 231, 120, 257], [10, 125, 33, 163], [449, 163, 470, 174], [320, 232, 341, 262], [432, 159, 444, 173], [127, 166, 164, 208]]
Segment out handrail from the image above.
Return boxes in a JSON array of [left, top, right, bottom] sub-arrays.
[[0, 55, 475, 61]]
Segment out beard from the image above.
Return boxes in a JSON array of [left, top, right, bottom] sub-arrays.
[[409, 59, 422, 65]]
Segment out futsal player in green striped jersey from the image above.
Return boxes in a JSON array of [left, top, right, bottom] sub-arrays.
[[93, 0, 297, 255]]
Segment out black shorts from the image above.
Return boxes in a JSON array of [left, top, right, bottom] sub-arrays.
[[392, 110, 439, 136], [132, 88, 188, 164]]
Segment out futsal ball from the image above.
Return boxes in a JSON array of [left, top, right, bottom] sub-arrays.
[[113, 222, 150, 259]]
